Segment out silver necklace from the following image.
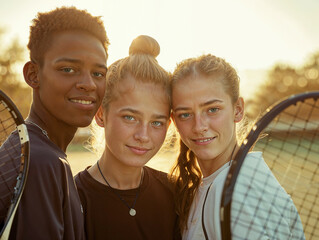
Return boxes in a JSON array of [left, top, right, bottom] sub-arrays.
[[26, 120, 49, 139], [97, 160, 143, 216]]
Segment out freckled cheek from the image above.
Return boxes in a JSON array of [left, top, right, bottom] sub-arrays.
[[176, 121, 191, 135], [208, 121, 221, 132], [152, 129, 168, 147], [213, 118, 234, 139], [105, 120, 130, 140]]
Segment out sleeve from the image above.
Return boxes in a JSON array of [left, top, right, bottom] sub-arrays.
[[9, 152, 65, 240], [74, 172, 87, 215], [231, 152, 305, 240], [288, 202, 306, 240]]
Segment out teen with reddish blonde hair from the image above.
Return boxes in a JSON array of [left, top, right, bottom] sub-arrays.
[[170, 54, 305, 239]]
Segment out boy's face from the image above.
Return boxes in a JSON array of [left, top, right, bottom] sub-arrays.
[[36, 30, 107, 127]]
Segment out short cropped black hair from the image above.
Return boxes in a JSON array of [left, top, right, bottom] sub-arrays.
[[28, 6, 109, 65]]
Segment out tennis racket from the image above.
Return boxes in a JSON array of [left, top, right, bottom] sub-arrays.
[[220, 91, 319, 240], [0, 90, 30, 240]]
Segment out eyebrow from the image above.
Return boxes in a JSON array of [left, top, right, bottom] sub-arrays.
[[119, 108, 169, 120], [200, 99, 223, 107], [54, 57, 107, 70], [174, 99, 223, 112]]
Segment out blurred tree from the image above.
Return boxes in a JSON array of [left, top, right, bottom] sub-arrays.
[[0, 28, 31, 118], [246, 52, 319, 120]]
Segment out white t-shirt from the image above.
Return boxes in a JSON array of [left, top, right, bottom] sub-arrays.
[[183, 152, 305, 240]]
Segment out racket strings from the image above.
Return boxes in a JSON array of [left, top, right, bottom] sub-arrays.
[[231, 96, 319, 239], [0, 105, 23, 224], [0, 109, 17, 141]]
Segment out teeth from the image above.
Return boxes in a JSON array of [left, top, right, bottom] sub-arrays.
[[198, 138, 213, 143], [71, 99, 92, 105]]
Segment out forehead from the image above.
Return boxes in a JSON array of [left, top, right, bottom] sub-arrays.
[[110, 75, 170, 115], [43, 30, 107, 63], [172, 74, 229, 102]]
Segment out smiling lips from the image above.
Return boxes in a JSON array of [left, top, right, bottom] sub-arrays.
[[71, 99, 93, 105], [127, 146, 150, 155], [192, 137, 216, 145], [69, 97, 98, 112]]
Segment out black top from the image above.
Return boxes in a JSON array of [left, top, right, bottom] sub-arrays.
[[7, 124, 85, 240], [75, 166, 181, 240]]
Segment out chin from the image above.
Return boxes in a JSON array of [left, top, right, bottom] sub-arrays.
[[128, 157, 152, 168], [72, 118, 94, 128], [195, 151, 216, 162]]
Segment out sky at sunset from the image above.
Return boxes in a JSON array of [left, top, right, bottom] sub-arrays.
[[1, 0, 318, 97]]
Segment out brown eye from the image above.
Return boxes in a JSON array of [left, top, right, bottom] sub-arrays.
[[92, 72, 105, 78], [61, 67, 75, 73]]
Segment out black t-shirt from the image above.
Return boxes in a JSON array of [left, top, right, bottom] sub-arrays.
[[3, 124, 85, 240], [75, 166, 181, 240]]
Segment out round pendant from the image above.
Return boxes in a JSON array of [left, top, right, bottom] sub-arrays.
[[129, 208, 136, 216]]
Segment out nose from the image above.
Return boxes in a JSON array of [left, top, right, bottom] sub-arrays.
[[192, 114, 208, 134], [76, 72, 97, 91], [134, 124, 150, 143]]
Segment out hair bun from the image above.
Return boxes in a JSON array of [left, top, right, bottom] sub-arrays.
[[129, 35, 160, 58]]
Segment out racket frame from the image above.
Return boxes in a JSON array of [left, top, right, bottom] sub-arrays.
[[220, 91, 319, 239], [0, 90, 30, 240]]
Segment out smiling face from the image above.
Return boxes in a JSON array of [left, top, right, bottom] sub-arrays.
[[97, 75, 170, 169], [172, 74, 243, 174], [35, 30, 107, 127]]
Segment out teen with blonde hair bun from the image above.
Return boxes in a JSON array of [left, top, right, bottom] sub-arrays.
[[75, 35, 180, 240]]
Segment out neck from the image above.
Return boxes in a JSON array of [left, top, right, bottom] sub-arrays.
[[199, 143, 238, 178], [27, 107, 77, 152], [89, 152, 144, 190]]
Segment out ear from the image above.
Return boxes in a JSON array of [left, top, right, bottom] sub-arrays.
[[23, 61, 40, 88], [234, 97, 245, 123], [95, 106, 105, 127]]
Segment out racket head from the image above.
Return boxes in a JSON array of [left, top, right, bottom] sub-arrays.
[[220, 91, 319, 239], [0, 90, 30, 239]]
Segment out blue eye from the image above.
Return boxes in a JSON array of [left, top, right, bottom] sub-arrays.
[[179, 113, 191, 119], [208, 108, 219, 113], [124, 115, 135, 121], [152, 121, 163, 127]]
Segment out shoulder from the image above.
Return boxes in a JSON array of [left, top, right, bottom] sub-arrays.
[[242, 151, 269, 171], [245, 151, 263, 162], [74, 168, 91, 189], [74, 167, 105, 197], [144, 166, 168, 181], [240, 152, 289, 197], [28, 127, 68, 169], [144, 166, 173, 192]]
